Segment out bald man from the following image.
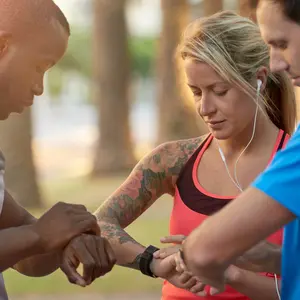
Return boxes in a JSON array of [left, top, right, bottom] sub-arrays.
[[0, 1, 116, 298]]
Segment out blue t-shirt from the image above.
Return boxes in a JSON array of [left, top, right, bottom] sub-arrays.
[[253, 124, 300, 300]]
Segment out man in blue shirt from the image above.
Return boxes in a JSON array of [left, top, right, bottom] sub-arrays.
[[181, 1, 300, 299]]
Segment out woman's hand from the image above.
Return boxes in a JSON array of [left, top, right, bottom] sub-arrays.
[[234, 240, 281, 273], [172, 247, 244, 296], [150, 253, 207, 296], [153, 235, 186, 259], [154, 235, 245, 296]]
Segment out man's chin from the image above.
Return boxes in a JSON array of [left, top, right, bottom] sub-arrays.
[[0, 111, 11, 121], [0, 108, 25, 120]]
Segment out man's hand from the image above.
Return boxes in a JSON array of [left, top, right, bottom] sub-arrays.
[[182, 230, 228, 292], [61, 234, 116, 287], [32, 202, 100, 252]]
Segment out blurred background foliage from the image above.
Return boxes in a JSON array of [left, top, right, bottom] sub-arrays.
[[1, 0, 299, 299]]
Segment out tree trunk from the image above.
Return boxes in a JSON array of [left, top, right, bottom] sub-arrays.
[[92, 0, 136, 176], [0, 109, 42, 208], [203, 0, 223, 16], [239, 0, 258, 22], [157, 0, 206, 144]]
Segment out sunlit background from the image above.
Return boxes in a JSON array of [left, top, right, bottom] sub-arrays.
[[1, 1, 300, 299]]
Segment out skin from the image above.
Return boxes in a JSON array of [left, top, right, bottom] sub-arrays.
[[96, 137, 207, 295], [179, 0, 300, 293], [95, 59, 285, 298], [0, 2, 116, 287], [182, 188, 293, 292], [155, 236, 282, 299], [257, 0, 300, 86]]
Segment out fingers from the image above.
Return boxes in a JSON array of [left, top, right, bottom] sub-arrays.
[[55, 202, 88, 213], [69, 235, 115, 286], [77, 216, 100, 236], [63, 204, 99, 236], [175, 251, 187, 273], [103, 238, 117, 273], [153, 246, 181, 259], [179, 272, 198, 289], [93, 237, 115, 279], [60, 255, 86, 287], [83, 236, 102, 284], [69, 204, 88, 212], [179, 273, 207, 296], [91, 238, 116, 280], [69, 238, 96, 285], [160, 235, 186, 244], [80, 252, 96, 285], [64, 212, 100, 240], [84, 237, 115, 282], [190, 281, 207, 296]]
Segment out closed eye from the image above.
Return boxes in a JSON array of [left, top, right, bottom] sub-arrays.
[[192, 90, 202, 97], [269, 40, 288, 50], [214, 90, 228, 96]]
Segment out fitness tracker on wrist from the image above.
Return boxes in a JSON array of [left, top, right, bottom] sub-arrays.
[[139, 245, 160, 278]]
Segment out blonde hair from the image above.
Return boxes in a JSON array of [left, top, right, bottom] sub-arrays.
[[180, 10, 296, 135]]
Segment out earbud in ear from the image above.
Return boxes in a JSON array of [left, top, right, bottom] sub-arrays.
[[257, 79, 262, 92]]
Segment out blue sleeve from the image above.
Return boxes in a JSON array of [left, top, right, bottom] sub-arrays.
[[252, 125, 300, 217]]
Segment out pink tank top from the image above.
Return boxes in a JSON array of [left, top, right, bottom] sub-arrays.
[[162, 130, 289, 300]]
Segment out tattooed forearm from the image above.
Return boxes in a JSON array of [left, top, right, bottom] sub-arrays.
[[120, 253, 142, 270], [94, 135, 207, 267], [98, 219, 145, 266], [96, 169, 167, 229], [100, 221, 141, 246]]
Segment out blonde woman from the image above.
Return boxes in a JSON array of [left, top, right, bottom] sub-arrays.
[[95, 11, 296, 300]]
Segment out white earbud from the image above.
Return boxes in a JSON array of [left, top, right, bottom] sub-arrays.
[[257, 79, 262, 93]]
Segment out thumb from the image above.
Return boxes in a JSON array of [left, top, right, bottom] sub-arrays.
[[155, 246, 181, 259], [61, 259, 86, 287], [160, 235, 186, 244]]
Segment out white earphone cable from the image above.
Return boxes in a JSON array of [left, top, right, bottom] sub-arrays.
[[216, 80, 281, 300], [275, 274, 281, 300], [233, 83, 260, 190]]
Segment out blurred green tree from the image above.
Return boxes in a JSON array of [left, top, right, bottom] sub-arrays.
[[156, 0, 207, 144], [91, 0, 136, 175], [47, 3, 157, 175], [47, 30, 156, 98]]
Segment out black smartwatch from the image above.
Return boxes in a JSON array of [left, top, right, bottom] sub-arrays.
[[139, 245, 160, 278]]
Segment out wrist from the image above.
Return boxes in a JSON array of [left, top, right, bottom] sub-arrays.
[[30, 223, 48, 252], [149, 257, 160, 278], [267, 248, 281, 274], [25, 224, 45, 254], [139, 245, 160, 278], [225, 266, 245, 285]]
